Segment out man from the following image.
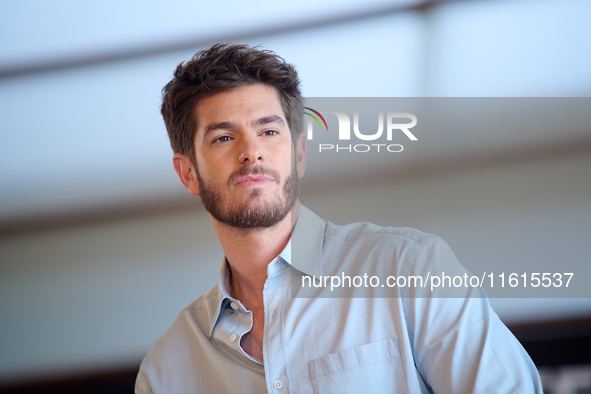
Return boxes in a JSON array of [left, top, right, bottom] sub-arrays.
[[136, 43, 542, 393]]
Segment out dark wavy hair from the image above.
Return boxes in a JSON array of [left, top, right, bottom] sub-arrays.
[[161, 43, 303, 159]]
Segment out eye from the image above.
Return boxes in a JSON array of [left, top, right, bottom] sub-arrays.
[[213, 135, 232, 144], [262, 130, 278, 136]]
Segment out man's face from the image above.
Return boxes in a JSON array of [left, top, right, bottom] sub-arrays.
[[185, 84, 305, 229]]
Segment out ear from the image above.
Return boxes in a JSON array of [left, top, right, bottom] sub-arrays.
[[173, 153, 200, 196], [295, 132, 307, 179]]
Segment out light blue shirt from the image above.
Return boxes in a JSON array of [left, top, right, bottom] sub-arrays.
[[136, 205, 542, 393]]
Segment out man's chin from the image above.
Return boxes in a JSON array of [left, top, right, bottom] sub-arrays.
[[198, 170, 298, 229], [237, 183, 277, 198], [221, 204, 291, 229]]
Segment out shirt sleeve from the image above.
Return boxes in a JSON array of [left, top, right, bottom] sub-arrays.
[[135, 365, 155, 394], [401, 236, 543, 393]]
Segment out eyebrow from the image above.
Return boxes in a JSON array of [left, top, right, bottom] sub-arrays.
[[203, 121, 237, 138], [253, 115, 286, 127], [202, 115, 286, 139]]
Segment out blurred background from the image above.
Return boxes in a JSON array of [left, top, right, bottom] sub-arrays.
[[1, 0, 590, 392]]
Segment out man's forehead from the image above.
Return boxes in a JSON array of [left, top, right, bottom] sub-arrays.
[[195, 85, 284, 116], [194, 84, 287, 131]]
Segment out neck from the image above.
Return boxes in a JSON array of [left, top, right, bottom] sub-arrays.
[[212, 201, 300, 301]]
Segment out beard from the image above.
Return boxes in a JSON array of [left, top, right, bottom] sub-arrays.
[[195, 163, 299, 229]]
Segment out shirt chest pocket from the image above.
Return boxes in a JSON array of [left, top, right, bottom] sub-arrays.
[[308, 338, 409, 394]]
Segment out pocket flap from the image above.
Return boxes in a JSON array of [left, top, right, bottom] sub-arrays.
[[309, 338, 401, 380]]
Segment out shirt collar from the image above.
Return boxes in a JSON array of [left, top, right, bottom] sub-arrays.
[[289, 205, 325, 278], [205, 205, 326, 337], [203, 261, 233, 338]]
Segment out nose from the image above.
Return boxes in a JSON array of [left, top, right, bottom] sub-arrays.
[[238, 135, 263, 164]]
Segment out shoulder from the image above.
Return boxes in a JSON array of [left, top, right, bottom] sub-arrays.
[[138, 286, 218, 382], [316, 219, 455, 288], [328, 220, 436, 243], [324, 219, 443, 256], [152, 285, 217, 350]]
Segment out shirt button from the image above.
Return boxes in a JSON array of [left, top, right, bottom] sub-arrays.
[[229, 333, 237, 343], [273, 379, 283, 389], [230, 302, 238, 310]]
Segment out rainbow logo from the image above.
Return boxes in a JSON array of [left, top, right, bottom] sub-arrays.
[[304, 107, 329, 131]]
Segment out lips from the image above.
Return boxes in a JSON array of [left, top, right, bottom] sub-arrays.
[[229, 166, 280, 188], [233, 175, 274, 187]]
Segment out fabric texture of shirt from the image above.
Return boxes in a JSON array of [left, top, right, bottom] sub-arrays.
[[136, 205, 542, 393]]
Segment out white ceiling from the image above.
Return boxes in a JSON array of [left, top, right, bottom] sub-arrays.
[[0, 0, 419, 68]]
